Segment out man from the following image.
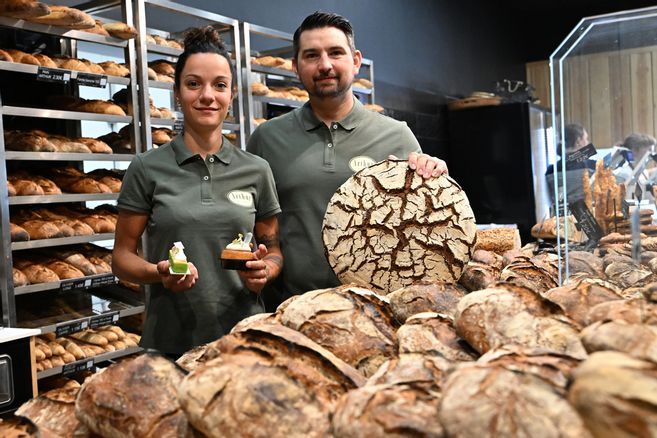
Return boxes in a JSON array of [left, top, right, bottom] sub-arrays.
[[247, 11, 447, 308], [545, 123, 596, 204]]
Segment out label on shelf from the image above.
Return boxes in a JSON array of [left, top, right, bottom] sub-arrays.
[[569, 199, 603, 242], [89, 311, 120, 328], [173, 118, 184, 135], [55, 319, 89, 337], [36, 67, 71, 84], [62, 359, 94, 376], [61, 274, 117, 293], [76, 73, 108, 88], [565, 143, 596, 164]]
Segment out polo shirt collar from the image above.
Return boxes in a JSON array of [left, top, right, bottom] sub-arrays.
[[171, 134, 233, 165], [299, 96, 366, 131]]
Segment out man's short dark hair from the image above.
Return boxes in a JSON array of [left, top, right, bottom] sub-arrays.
[[564, 123, 585, 151], [293, 11, 356, 60]]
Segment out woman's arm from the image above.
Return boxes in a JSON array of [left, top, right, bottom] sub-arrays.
[[239, 215, 283, 293], [112, 209, 198, 292]]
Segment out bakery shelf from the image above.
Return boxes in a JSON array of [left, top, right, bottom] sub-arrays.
[[353, 87, 373, 95], [14, 273, 118, 296], [149, 117, 177, 126], [146, 43, 183, 57], [253, 95, 304, 108], [5, 152, 133, 161], [0, 17, 129, 48], [12, 234, 116, 251], [148, 79, 174, 90], [16, 285, 145, 335], [0, 60, 130, 86], [9, 193, 119, 206], [37, 346, 143, 379], [2, 106, 133, 124]]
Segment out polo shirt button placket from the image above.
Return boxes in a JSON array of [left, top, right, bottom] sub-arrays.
[[203, 176, 209, 181], [209, 157, 215, 163]]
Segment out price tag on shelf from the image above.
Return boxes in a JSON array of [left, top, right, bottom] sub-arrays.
[[55, 318, 90, 337], [62, 359, 94, 376], [565, 143, 597, 164], [173, 118, 184, 135], [60, 274, 117, 292], [36, 67, 71, 84], [76, 72, 108, 88], [89, 311, 120, 329]]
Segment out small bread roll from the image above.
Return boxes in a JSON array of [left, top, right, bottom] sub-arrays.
[[33, 53, 57, 68], [12, 268, 28, 287]]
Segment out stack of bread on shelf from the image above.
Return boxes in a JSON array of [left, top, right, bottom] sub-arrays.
[[8, 166, 122, 195], [252, 55, 293, 71], [149, 60, 175, 83], [34, 327, 141, 371], [5, 130, 112, 153], [0, 48, 131, 77], [12, 244, 112, 286], [353, 78, 373, 89], [10, 205, 118, 242], [111, 88, 174, 119], [146, 33, 183, 49], [82, 19, 137, 40], [251, 82, 309, 102], [45, 95, 126, 116]]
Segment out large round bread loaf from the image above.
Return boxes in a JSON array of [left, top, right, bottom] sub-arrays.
[[322, 159, 476, 294], [178, 322, 364, 438], [275, 285, 398, 376], [387, 280, 466, 322], [16, 386, 87, 437], [75, 353, 193, 437]]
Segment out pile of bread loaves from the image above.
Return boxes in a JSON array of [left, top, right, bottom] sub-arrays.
[[8, 228, 657, 436], [32, 328, 140, 372], [12, 244, 112, 287], [0, 48, 131, 77], [8, 167, 122, 196], [251, 82, 309, 102]]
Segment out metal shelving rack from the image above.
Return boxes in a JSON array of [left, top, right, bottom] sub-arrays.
[[133, 0, 245, 149], [239, 22, 376, 142], [0, 0, 144, 345]]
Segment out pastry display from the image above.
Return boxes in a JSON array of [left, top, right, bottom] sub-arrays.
[[220, 233, 255, 270], [169, 241, 189, 275]]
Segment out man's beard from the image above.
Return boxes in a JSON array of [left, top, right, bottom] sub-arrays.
[[305, 74, 352, 98]]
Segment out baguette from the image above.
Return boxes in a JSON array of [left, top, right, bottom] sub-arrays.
[[0, 0, 50, 20], [40, 358, 52, 369], [47, 341, 66, 356], [34, 347, 45, 361], [57, 338, 85, 360], [27, 5, 95, 29], [100, 325, 126, 340], [95, 329, 118, 342], [69, 330, 108, 346], [50, 355, 65, 367], [111, 340, 127, 350], [60, 352, 76, 364]]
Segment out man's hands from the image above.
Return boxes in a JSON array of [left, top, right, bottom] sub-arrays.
[[156, 260, 198, 292], [390, 152, 448, 178], [238, 244, 270, 294]]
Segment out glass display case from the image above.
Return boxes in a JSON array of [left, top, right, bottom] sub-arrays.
[[550, 6, 657, 282]]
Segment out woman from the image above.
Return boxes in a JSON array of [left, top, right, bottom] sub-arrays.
[[112, 27, 282, 357]]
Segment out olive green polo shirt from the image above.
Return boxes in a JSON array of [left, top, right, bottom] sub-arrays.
[[247, 98, 421, 302], [117, 134, 280, 355]]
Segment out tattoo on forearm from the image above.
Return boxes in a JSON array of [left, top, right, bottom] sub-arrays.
[[263, 255, 283, 269], [257, 233, 279, 248]]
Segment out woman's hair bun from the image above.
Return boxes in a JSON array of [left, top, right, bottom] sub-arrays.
[[183, 26, 225, 51]]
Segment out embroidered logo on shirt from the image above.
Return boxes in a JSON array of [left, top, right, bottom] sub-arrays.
[[227, 190, 254, 208], [349, 156, 376, 172]]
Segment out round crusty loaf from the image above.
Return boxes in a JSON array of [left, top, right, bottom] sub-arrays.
[[397, 312, 477, 361], [387, 280, 466, 322], [16, 387, 87, 436], [323, 159, 476, 294]]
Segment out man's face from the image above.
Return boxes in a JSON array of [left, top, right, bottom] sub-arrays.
[[293, 26, 362, 99]]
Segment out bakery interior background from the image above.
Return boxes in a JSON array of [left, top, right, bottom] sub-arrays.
[[56, 0, 657, 159]]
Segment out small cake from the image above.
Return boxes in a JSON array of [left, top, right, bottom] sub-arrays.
[[168, 241, 189, 274], [221, 233, 255, 270]]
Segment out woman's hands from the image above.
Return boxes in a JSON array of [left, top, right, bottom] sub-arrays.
[[238, 244, 270, 294], [156, 260, 199, 293], [389, 152, 448, 178]]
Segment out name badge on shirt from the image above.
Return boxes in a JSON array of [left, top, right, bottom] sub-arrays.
[[349, 156, 376, 172], [227, 190, 254, 208]]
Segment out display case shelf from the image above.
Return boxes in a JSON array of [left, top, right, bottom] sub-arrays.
[[0, 60, 130, 86], [251, 65, 297, 79], [9, 193, 119, 206], [37, 346, 143, 379], [14, 273, 118, 296], [253, 95, 304, 108], [2, 106, 133, 124], [0, 16, 129, 48], [148, 79, 174, 90], [12, 234, 115, 251], [5, 152, 134, 161], [146, 43, 183, 57]]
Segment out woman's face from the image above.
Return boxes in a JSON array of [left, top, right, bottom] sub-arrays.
[[175, 52, 233, 132]]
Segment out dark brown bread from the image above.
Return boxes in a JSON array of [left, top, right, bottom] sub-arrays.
[[387, 280, 466, 322], [16, 386, 86, 437]]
